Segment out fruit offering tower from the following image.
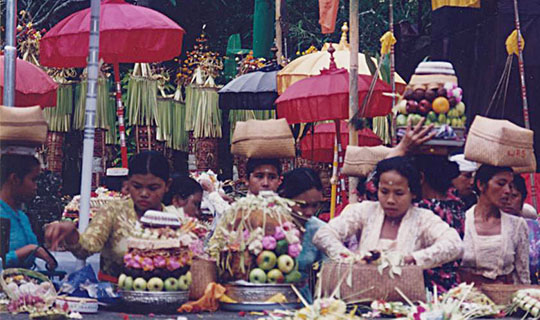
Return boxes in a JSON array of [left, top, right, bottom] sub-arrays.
[[207, 192, 303, 285], [396, 61, 467, 129], [117, 210, 200, 292]]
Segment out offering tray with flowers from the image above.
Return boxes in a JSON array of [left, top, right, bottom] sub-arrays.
[[62, 187, 125, 225], [0, 268, 68, 319], [116, 210, 202, 312], [208, 192, 304, 310]]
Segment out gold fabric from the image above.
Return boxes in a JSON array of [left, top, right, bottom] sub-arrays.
[[66, 199, 152, 277], [432, 0, 480, 10]]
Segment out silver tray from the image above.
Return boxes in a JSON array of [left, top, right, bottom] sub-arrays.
[[224, 282, 300, 303], [221, 301, 302, 312], [119, 290, 189, 306]]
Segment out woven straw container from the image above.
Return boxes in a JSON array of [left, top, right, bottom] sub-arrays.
[[342, 145, 392, 177], [464, 116, 534, 168], [480, 284, 539, 305], [231, 118, 295, 159], [319, 261, 425, 303], [188, 258, 218, 300], [0, 105, 48, 146]]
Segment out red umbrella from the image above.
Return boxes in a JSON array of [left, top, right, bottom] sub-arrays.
[[275, 64, 392, 124], [0, 56, 58, 108], [40, 0, 185, 167], [301, 121, 382, 163]]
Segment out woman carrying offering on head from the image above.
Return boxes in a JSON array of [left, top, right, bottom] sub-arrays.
[[0, 154, 56, 269], [460, 165, 531, 284], [44, 151, 171, 281], [313, 156, 463, 268]]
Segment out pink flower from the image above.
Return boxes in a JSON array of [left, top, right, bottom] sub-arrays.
[[153, 256, 166, 268], [167, 256, 181, 271], [123, 253, 133, 264], [262, 236, 277, 250], [243, 229, 250, 241], [141, 257, 154, 271], [274, 227, 286, 240], [288, 243, 302, 258], [127, 259, 141, 269], [282, 222, 294, 231]]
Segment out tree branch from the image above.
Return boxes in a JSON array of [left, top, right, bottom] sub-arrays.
[[33, 0, 86, 28]]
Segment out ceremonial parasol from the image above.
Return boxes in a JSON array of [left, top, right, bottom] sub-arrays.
[[276, 25, 406, 95], [0, 55, 58, 107], [40, 0, 185, 167], [301, 121, 382, 163], [275, 62, 393, 124], [218, 70, 278, 110]]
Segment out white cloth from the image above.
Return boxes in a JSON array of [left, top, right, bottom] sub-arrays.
[[461, 205, 531, 284], [449, 154, 478, 172], [312, 201, 464, 269]]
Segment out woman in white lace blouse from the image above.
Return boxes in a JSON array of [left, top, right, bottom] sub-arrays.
[[313, 156, 463, 269], [460, 165, 530, 284]]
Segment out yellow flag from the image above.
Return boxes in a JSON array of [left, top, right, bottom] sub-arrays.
[[506, 29, 525, 56], [380, 31, 397, 56]]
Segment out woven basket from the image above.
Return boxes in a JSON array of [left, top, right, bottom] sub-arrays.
[[342, 145, 392, 177], [188, 258, 217, 300], [0, 105, 48, 146], [231, 119, 295, 159], [480, 284, 539, 305], [319, 261, 425, 303], [464, 116, 534, 168]]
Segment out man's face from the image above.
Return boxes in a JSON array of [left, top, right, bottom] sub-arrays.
[[248, 164, 281, 195], [501, 184, 523, 216], [452, 171, 474, 197]]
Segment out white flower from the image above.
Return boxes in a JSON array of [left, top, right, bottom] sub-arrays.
[[248, 239, 263, 255]]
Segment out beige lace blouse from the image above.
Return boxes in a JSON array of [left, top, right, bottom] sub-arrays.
[[461, 206, 530, 284], [312, 201, 463, 269]]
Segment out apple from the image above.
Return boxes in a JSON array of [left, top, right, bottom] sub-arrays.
[[256, 250, 277, 271], [436, 87, 447, 98], [164, 277, 179, 291], [406, 100, 418, 114], [448, 96, 457, 108], [403, 88, 414, 100], [133, 277, 147, 291], [123, 276, 134, 291], [249, 268, 267, 284], [418, 99, 432, 115], [425, 89, 437, 102], [185, 271, 192, 286], [277, 255, 295, 274], [396, 114, 407, 127], [147, 277, 164, 291], [285, 270, 302, 283], [267, 269, 284, 284], [455, 102, 465, 116], [178, 275, 190, 291], [275, 240, 289, 256], [118, 274, 127, 289]]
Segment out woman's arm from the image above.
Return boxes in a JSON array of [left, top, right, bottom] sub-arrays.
[[386, 117, 435, 158], [514, 218, 531, 284], [312, 204, 364, 259], [411, 211, 463, 269]]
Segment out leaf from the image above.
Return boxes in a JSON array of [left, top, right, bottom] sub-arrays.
[[364, 51, 378, 77]]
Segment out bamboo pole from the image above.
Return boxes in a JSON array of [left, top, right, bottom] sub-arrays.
[[389, 0, 397, 146], [512, 0, 537, 210], [275, 0, 283, 65], [348, 0, 359, 204]]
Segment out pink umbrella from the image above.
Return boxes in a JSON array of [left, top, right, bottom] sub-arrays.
[[40, 0, 185, 167], [0, 55, 58, 107]]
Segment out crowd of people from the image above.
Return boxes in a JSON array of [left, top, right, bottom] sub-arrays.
[[0, 120, 539, 303]]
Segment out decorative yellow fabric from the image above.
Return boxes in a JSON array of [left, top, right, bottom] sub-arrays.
[[380, 31, 397, 56], [432, 0, 480, 10], [66, 199, 163, 278], [313, 201, 463, 269], [505, 29, 525, 56]]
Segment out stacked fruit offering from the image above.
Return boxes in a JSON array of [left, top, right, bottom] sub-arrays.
[[117, 210, 200, 292], [1, 269, 59, 315], [249, 221, 302, 284], [395, 61, 467, 128], [208, 192, 303, 285]]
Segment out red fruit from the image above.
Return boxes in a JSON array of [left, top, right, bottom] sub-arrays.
[[403, 88, 414, 100], [425, 89, 437, 102], [418, 99, 432, 115], [413, 89, 426, 102], [406, 100, 419, 113], [448, 96, 457, 107], [437, 87, 447, 98]]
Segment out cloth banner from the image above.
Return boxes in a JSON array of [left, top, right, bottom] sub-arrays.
[[319, 0, 339, 34]]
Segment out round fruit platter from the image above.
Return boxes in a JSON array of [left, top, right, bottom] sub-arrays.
[[119, 290, 189, 309]]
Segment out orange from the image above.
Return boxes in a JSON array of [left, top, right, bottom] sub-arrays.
[[432, 97, 450, 114]]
